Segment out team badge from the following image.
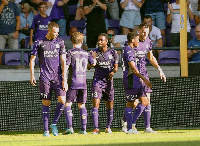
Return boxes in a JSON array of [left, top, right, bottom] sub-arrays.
[[56, 44, 60, 48], [109, 55, 113, 59]]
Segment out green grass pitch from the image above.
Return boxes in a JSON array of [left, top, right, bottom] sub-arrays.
[[0, 129, 200, 146]]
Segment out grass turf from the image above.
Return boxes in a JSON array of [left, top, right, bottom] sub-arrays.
[[0, 129, 200, 146]]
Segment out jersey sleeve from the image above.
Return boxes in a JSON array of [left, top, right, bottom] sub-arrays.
[[113, 49, 119, 64], [31, 40, 40, 56], [66, 50, 71, 65], [88, 52, 94, 65], [59, 39, 66, 55], [125, 48, 135, 62]]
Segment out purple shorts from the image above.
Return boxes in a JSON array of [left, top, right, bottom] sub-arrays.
[[143, 82, 152, 93], [125, 86, 146, 102], [66, 89, 87, 103], [91, 86, 114, 101], [39, 80, 66, 100]]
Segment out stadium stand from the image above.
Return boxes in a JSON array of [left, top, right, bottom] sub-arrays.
[[159, 50, 180, 63], [108, 19, 121, 35], [70, 20, 86, 34], [3, 52, 29, 65]]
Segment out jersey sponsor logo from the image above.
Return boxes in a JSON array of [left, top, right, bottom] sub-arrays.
[[44, 49, 59, 57], [39, 25, 48, 31], [98, 61, 111, 68]]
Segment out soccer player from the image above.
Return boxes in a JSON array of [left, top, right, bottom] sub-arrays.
[[91, 33, 119, 134], [30, 22, 67, 137], [62, 32, 96, 135], [122, 32, 152, 134], [122, 22, 166, 133]]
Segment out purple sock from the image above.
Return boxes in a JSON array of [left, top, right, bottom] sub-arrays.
[[52, 102, 65, 124], [132, 103, 146, 124], [125, 107, 133, 130], [64, 106, 73, 129], [143, 105, 151, 129], [92, 107, 99, 129], [122, 110, 126, 122], [106, 109, 113, 128], [80, 107, 87, 131], [42, 105, 49, 132]]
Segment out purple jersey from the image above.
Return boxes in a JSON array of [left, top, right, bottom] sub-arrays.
[[92, 48, 118, 88], [135, 38, 152, 78], [31, 37, 66, 81], [66, 48, 94, 89], [50, 0, 65, 20], [122, 45, 141, 89], [31, 14, 52, 40]]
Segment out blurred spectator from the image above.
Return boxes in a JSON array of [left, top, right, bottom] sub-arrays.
[[83, 0, 107, 48], [143, 0, 167, 46], [194, 0, 200, 24], [107, 29, 121, 48], [75, 0, 86, 20], [0, 0, 20, 64], [19, 0, 37, 48], [64, 26, 88, 50], [143, 15, 162, 57], [167, 0, 194, 47], [106, 0, 119, 20], [120, 0, 144, 35], [29, 1, 52, 46], [188, 24, 200, 62]]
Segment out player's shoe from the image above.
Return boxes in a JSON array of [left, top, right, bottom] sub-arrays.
[[50, 124, 59, 136], [43, 131, 50, 137], [126, 129, 140, 134], [144, 127, 157, 133], [92, 129, 100, 134], [78, 130, 87, 135], [121, 117, 127, 133], [63, 127, 74, 135], [105, 128, 112, 133]]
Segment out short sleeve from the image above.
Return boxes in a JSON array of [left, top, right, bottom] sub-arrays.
[[66, 50, 71, 65], [113, 50, 119, 64], [31, 40, 40, 56], [88, 52, 94, 65], [59, 39, 66, 55]]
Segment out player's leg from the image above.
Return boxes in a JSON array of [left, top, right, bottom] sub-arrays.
[[77, 89, 87, 134], [63, 89, 75, 135], [91, 86, 102, 134], [105, 100, 113, 133], [40, 80, 51, 137], [143, 93, 157, 133]]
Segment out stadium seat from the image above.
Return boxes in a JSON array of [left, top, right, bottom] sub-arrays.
[[70, 20, 86, 33], [25, 36, 30, 49], [190, 19, 196, 38], [68, 4, 77, 16], [108, 19, 121, 35], [159, 50, 180, 63], [4, 52, 29, 65], [58, 35, 71, 41]]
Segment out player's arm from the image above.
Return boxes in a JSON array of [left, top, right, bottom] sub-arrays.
[[108, 63, 118, 80], [147, 51, 166, 82], [0, 0, 8, 14], [30, 55, 37, 86], [60, 54, 68, 92], [128, 61, 152, 88]]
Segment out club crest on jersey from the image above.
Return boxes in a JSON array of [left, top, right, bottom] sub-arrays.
[[109, 55, 113, 59], [146, 44, 149, 48], [56, 44, 60, 48]]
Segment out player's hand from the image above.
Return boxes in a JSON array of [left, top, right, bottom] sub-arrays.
[[91, 51, 97, 59], [46, 1, 53, 7], [57, 1, 64, 6], [62, 79, 68, 92], [2, 0, 9, 5], [187, 0, 190, 8], [108, 72, 114, 80], [159, 70, 166, 82], [31, 76, 36, 86], [144, 79, 152, 89]]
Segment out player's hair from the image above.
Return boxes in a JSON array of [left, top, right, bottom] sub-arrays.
[[24, 3, 31, 12], [71, 32, 84, 45], [127, 32, 139, 42], [99, 33, 111, 48], [38, 1, 47, 8], [139, 22, 150, 29], [48, 22, 59, 30], [143, 15, 152, 21]]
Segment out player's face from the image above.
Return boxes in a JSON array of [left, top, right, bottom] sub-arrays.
[[98, 36, 108, 48], [39, 4, 47, 14], [133, 36, 139, 47], [139, 27, 149, 40], [49, 27, 59, 39], [196, 27, 200, 40]]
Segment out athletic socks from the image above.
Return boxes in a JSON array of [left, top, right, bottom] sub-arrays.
[[143, 105, 151, 129], [92, 107, 99, 129], [52, 102, 65, 125], [64, 106, 73, 129], [132, 103, 146, 124], [106, 109, 113, 129], [42, 105, 49, 132], [125, 107, 133, 130], [80, 107, 87, 131]]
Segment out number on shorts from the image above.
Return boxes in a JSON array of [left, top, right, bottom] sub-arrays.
[[92, 92, 98, 98]]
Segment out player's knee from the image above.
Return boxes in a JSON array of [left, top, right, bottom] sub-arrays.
[[65, 102, 72, 107], [126, 101, 135, 108], [42, 100, 50, 106], [58, 96, 66, 104], [78, 103, 85, 109]]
